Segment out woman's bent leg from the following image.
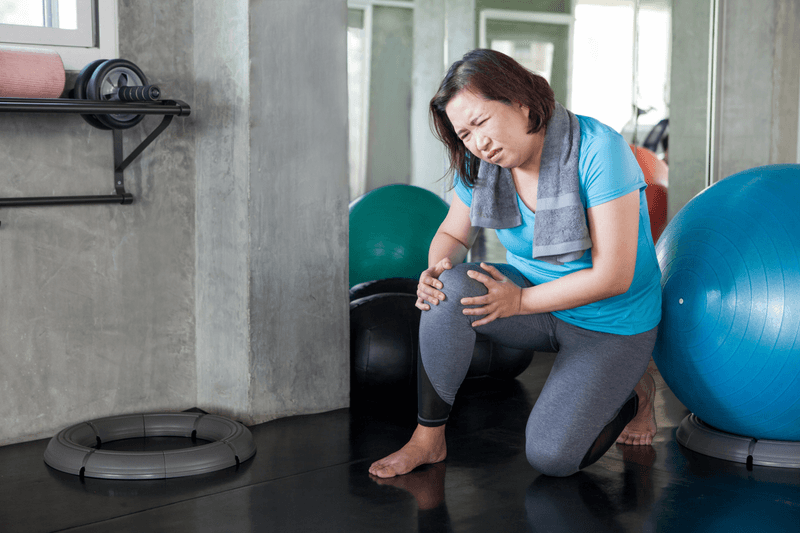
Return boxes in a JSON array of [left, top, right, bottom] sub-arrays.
[[524, 321, 658, 477], [417, 263, 552, 426], [371, 263, 553, 478]]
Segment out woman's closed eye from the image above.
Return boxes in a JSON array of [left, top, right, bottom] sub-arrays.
[[459, 119, 487, 141]]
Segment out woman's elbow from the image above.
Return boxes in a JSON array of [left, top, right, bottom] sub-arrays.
[[593, 262, 635, 298], [608, 267, 635, 297]]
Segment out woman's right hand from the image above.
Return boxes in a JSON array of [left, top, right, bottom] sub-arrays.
[[416, 257, 454, 311]]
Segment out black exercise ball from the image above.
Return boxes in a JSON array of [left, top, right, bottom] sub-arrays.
[[350, 292, 420, 395], [350, 277, 419, 302]]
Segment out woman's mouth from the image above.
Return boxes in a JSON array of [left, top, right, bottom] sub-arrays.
[[486, 148, 502, 162]]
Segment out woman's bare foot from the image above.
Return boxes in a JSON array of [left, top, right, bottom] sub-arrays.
[[617, 371, 657, 445], [369, 424, 447, 478]]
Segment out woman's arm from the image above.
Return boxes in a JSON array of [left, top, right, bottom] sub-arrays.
[[461, 190, 640, 326], [416, 194, 480, 310], [429, 194, 480, 267]]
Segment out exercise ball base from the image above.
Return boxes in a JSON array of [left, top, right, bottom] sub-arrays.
[[677, 414, 800, 469]]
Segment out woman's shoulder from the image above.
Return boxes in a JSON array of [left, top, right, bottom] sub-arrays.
[[575, 114, 633, 166], [574, 115, 644, 206], [576, 114, 625, 144]]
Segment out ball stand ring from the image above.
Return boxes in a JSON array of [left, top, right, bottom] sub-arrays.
[[43, 413, 257, 480], [677, 414, 800, 469]]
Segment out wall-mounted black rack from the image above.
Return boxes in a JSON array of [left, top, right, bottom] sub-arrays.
[[0, 97, 191, 214]]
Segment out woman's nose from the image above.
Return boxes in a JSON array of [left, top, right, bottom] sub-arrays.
[[475, 133, 490, 151]]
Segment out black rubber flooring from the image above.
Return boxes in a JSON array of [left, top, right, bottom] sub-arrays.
[[2, 354, 800, 532]]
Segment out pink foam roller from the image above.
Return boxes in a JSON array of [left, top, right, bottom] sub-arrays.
[[0, 45, 66, 98]]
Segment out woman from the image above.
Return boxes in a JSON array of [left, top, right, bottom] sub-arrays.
[[369, 49, 661, 479]]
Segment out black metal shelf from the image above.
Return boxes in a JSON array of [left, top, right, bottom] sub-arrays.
[[0, 97, 191, 116], [0, 97, 191, 218]]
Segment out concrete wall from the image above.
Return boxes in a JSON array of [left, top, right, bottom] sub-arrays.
[[0, 0, 350, 445], [0, 1, 196, 445]]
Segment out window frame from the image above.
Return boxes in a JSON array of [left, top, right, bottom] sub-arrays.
[[0, 0, 118, 72]]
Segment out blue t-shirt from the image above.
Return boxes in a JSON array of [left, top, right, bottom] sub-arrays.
[[455, 115, 662, 335]]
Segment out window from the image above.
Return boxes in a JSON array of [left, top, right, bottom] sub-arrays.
[[0, 0, 118, 71], [571, 0, 671, 145], [347, 6, 370, 200]]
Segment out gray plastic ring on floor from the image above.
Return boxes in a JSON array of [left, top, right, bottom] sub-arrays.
[[43, 412, 257, 479], [677, 414, 800, 469]]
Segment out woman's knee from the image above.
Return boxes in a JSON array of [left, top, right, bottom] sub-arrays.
[[525, 435, 582, 478], [437, 263, 488, 302]]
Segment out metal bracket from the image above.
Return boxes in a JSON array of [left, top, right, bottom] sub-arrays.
[[111, 114, 175, 203], [0, 98, 190, 226]]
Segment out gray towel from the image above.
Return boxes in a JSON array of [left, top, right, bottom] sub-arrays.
[[470, 102, 591, 265]]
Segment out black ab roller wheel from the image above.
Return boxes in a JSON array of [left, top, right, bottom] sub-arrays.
[[86, 59, 150, 130], [73, 59, 111, 130], [73, 58, 162, 130]]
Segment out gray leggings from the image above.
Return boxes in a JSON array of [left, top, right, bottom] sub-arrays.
[[418, 262, 658, 477]]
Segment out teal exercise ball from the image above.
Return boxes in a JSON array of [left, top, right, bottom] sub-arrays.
[[349, 184, 449, 288], [653, 164, 800, 441]]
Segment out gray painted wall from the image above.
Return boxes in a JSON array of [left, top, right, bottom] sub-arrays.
[[0, 0, 350, 445]]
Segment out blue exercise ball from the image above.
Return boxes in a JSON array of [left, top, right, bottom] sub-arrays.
[[654, 164, 800, 441], [349, 184, 449, 288]]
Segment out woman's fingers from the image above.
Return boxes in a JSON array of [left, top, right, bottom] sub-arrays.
[[422, 271, 443, 289], [465, 269, 492, 285], [461, 302, 490, 314], [470, 313, 498, 328], [417, 266, 447, 308], [460, 294, 489, 307], [418, 283, 445, 305], [459, 264, 522, 326], [435, 258, 453, 274]]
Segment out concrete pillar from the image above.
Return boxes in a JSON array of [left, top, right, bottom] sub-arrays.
[[668, 0, 715, 219], [411, 0, 446, 195], [365, 5, 414, 192], [248, 0, 350, 421], [194, 1, 251, 419], [411, 0, 476, 198], [714, 0, 800, 179], [195, 0, 350, 424], [669, 0, 800, 219], [445, 0, 477, 66]]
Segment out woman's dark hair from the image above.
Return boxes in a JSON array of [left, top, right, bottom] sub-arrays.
[[429, 49, 555, 187]]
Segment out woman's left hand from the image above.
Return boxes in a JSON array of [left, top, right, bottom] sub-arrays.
[[460, 263, 523, 327]]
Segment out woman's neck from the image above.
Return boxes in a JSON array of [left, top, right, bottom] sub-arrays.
[[512, 128, 546, 181]]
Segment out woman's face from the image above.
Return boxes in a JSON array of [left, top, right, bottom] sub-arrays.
[[445, 89, 540, 171]]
